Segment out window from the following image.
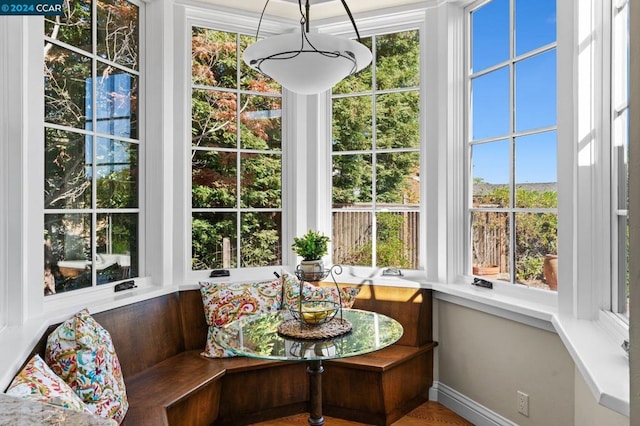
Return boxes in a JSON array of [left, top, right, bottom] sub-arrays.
[[467, 0, 558, 290], [44, 0, 140, 295], [190, 27, 283, 270], [611, 0, 629, 319], [331, 30, 420, 269]]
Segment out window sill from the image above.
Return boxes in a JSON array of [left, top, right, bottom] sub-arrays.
[[552, 314, 629, 416]]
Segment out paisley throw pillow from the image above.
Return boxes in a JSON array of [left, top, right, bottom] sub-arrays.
[[45, 309, 128, 423], [281, 270, 360, 310], [6, 354, 91, 414], [199, 279, 282, 358]]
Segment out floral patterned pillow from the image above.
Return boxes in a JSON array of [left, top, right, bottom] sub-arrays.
[[5, 354, 92, 413], [45, 309, 128, 423], [199, 279, 283, 358], [281, 270, 360, 310], [199, 280, 282, 327]]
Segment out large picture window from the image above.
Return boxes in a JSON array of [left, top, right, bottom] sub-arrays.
[[467, 0, 558, 289], [44, 0, 140, 295], [331, 30, 420, 269], [191, 28, 283, 270]]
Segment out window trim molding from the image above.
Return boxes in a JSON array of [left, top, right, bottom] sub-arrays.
[[0, 16, 9, 330], [609, 0, 630, 319], [561, 0, 615, 320]]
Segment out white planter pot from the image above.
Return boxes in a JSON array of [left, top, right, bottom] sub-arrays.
[[299, 259, 324, 276]]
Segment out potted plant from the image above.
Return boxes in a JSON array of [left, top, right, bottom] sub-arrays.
[[472, 264, 500, 279], [543, 254, 558, 291], [291, 230, 330, 275]]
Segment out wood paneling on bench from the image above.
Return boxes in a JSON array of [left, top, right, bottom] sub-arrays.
[[322, 285, 437, 425], [17, 285, 436, 426]]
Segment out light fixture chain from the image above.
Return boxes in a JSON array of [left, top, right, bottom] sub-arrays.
[[340, 0, 362, 42], [255, 0, 271, 40]]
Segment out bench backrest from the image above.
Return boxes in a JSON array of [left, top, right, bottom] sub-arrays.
[[26, 292, 206, 380], [94, 293, 186, 378]]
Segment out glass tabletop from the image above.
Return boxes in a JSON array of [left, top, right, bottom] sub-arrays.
[[217, 309, 404, 361]]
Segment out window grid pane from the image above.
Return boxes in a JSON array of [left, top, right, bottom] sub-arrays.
[[468, 0, 557, 290], [191, 27, 283, 270], [332, 30, 420, 270], [44, 0, 140, 295]]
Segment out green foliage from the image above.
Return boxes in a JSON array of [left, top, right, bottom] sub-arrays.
[[375, 214, 413, 268], [473, 187, 558, 283], [517, 255, 544, 282], [375, 31, 420, 90], [240, 212, 281, 267], [331, 30, 420, 267], [192, 214, 236, 269], [190, 28, 283, 269], [337, 213, 415, 268], [292, 230, 330, 261]]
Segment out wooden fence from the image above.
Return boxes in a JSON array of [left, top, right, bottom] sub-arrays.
[[332, 211, 419, 268], [471, 212, 509, 273]]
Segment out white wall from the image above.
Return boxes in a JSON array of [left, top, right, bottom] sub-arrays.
[[436, 300, 631, 425], [437, 300, 575, 425]]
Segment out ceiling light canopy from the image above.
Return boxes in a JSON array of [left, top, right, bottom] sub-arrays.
[[243, 0, 372, 95]]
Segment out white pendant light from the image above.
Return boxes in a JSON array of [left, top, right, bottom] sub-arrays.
[[243, 0, 372, 95]]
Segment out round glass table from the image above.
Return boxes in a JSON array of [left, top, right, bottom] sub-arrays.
[[216, 308, 403, 426]]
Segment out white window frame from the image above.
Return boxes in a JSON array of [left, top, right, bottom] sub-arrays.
[[43, 0, 144, 297], [189, 25, 284, 272], [465, 0, 558, 286], [0, 0, 183, 390], [315, 9, 429, 281], [176, 5, 296, 285], [610, 0, 629, 321], [329, 29, 422, 271]]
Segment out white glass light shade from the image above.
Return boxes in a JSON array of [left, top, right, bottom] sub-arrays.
[[243, 33, 372, 95]]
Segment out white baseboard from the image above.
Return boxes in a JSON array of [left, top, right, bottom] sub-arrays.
[[429, 381, 518, 426]]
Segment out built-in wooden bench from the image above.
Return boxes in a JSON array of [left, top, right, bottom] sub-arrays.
[[19, 284, 436, 426], [322, 285, 437, 426], [25, 291, 309, 426]]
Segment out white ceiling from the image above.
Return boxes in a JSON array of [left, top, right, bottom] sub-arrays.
[[198, 0, 428, 20]]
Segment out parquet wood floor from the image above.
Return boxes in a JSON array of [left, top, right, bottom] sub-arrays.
[[249, 401, 474, 425]]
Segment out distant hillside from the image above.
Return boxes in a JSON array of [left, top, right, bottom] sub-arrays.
[[473, 182, 557, 196]]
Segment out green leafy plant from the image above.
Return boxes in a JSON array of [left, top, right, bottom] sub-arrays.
[[291, 230, 330, 261]]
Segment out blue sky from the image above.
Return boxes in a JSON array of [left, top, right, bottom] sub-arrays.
[[471, 0, 557, 185]]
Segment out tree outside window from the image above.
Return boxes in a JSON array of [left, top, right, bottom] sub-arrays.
[[331, 30, 420, 269], [191, 28, 283, 270], [44, 0, 140, 295]]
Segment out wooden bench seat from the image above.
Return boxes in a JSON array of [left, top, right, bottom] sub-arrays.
[[122, 350, 308, 426], [122, 350, 225, 426], [322, 285, 437, 426], [328, 342, 437, 372], [17, 285, 436, 426]]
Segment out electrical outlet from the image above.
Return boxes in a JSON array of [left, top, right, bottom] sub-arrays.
[[517, 391, 529, 416]]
